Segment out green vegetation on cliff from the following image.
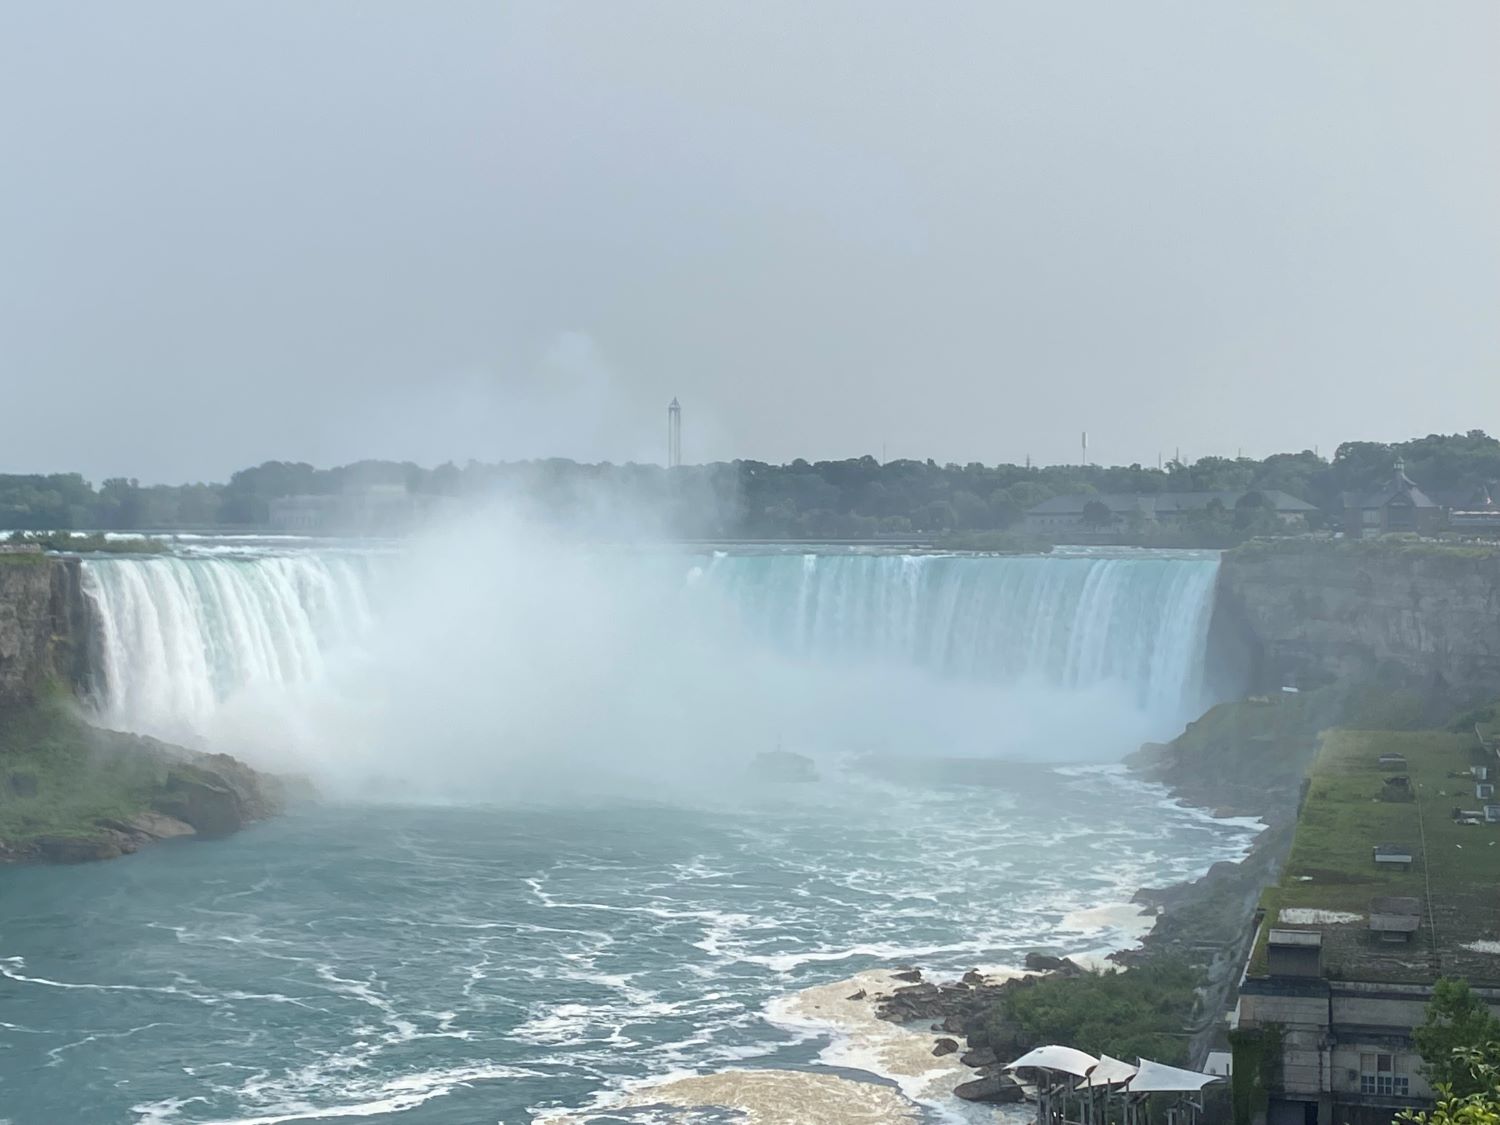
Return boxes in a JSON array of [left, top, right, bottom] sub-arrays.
[[0, 696, 283, 863], [0, 698, 161, 840]]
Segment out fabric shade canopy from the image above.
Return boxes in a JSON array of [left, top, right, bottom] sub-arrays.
[[1074, 1053, 1138, 1090], [1126, 1058, 1224, 1093], [1005, 1045, 1101, 1078]]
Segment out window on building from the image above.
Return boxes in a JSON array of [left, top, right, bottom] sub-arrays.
[[1359, 1053, 1409, 1097]]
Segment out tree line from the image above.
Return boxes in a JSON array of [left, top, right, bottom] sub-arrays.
[[2, 431, 1497, 539]]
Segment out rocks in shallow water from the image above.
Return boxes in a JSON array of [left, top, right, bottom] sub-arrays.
[[954, 1074, 1025, 1103], [846, 988, 867, 1001], [960, 1047, 998, 1068], [878, 982, 947, 1022], [1023, 952, 1082, 975], [891, 968, 923, 983], [961, 969, 986, 986], [932, 1037, 959, 1057]]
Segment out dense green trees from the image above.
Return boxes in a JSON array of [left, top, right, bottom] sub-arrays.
[[983, 960, 1200, 1066], [1, 430, 1497, 535], [1414, 980, 1500, 1097], [1399, 1045, 1500, 1124]]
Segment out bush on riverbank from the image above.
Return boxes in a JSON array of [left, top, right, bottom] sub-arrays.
[[979, 960, 1199, 1066]]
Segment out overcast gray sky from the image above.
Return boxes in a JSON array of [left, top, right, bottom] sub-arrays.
[[3, 2, 1497, 483]]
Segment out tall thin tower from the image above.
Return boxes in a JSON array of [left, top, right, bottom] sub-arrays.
[[667, 398, 682, 468]]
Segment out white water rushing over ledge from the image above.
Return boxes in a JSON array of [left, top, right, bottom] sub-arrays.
[[78, 547, 1222, 781]]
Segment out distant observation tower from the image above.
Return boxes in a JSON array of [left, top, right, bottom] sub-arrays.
[[667, 398, 682, 468]]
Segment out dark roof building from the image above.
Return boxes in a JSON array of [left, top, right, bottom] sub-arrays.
[[1337, 459, 1444, 537], [1450, 484, 1500, 537]]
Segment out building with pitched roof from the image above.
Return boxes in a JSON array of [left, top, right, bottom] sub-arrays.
[[1335, 459, 1444, 538]]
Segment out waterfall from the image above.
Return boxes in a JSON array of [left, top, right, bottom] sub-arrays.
[[80, 548, 1221, 752], [695, 552, 1220, 715], [81, 553, 378, 742]]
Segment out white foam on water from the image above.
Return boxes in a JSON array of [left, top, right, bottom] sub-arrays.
[[1060, 902, 1156, 943], [133, 1062, 546, 1125], [535, 1067, 921, 1125]]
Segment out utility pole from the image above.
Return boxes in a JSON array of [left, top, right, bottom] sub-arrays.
[[1081, 431, 1088, 467]]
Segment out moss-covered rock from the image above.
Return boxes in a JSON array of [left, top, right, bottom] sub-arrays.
[[0, 697, 284, 863]]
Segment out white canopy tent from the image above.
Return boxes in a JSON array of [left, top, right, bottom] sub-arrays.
[[1006, 1047, 1222, 1124], [1079, 1054, 1138, 1089], [1005, 1045, 1101, 1124], [1126, 1058, 1223, 1094], [1007, 1045, 1102, 1078]]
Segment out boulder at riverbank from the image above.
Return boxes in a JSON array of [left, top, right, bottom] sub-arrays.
[[0, 697, 285, 863]]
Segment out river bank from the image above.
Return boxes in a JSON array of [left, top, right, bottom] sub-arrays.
[[820, 699, 1326, 1116]]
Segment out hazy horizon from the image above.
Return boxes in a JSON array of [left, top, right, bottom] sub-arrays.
[[4, 2, 1497, 483]]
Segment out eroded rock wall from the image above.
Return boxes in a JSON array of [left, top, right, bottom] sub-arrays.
[[1217, 543, 1500, 703], [0, 557, 76, 706]]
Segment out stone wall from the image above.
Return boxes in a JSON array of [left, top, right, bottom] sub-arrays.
[[1217, 543, 1500, 704]]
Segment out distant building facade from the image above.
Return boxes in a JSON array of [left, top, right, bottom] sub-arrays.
[[1335, 459, 1444, 538], [1449, 484, 1500, 537], [1236, 937, 1500, 1125], [1023, 490, 1317, 534]]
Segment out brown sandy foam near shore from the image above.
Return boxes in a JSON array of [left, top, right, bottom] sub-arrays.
[[537, 967, 1060, 1124]]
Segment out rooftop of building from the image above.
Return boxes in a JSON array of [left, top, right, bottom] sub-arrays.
[[1342, 458, 1441, 510], [1249, 724, 1500, 986]]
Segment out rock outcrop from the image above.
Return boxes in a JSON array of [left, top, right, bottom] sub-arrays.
[[1, 557, 58, 704], [0, 712, 287, 864], [1217, 540, 1500, 705], [0, 555, 90, 708]]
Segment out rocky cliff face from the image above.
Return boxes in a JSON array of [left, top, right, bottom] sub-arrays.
[[1217, 541, 1500, 704], [0, 561, 70, 708]]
